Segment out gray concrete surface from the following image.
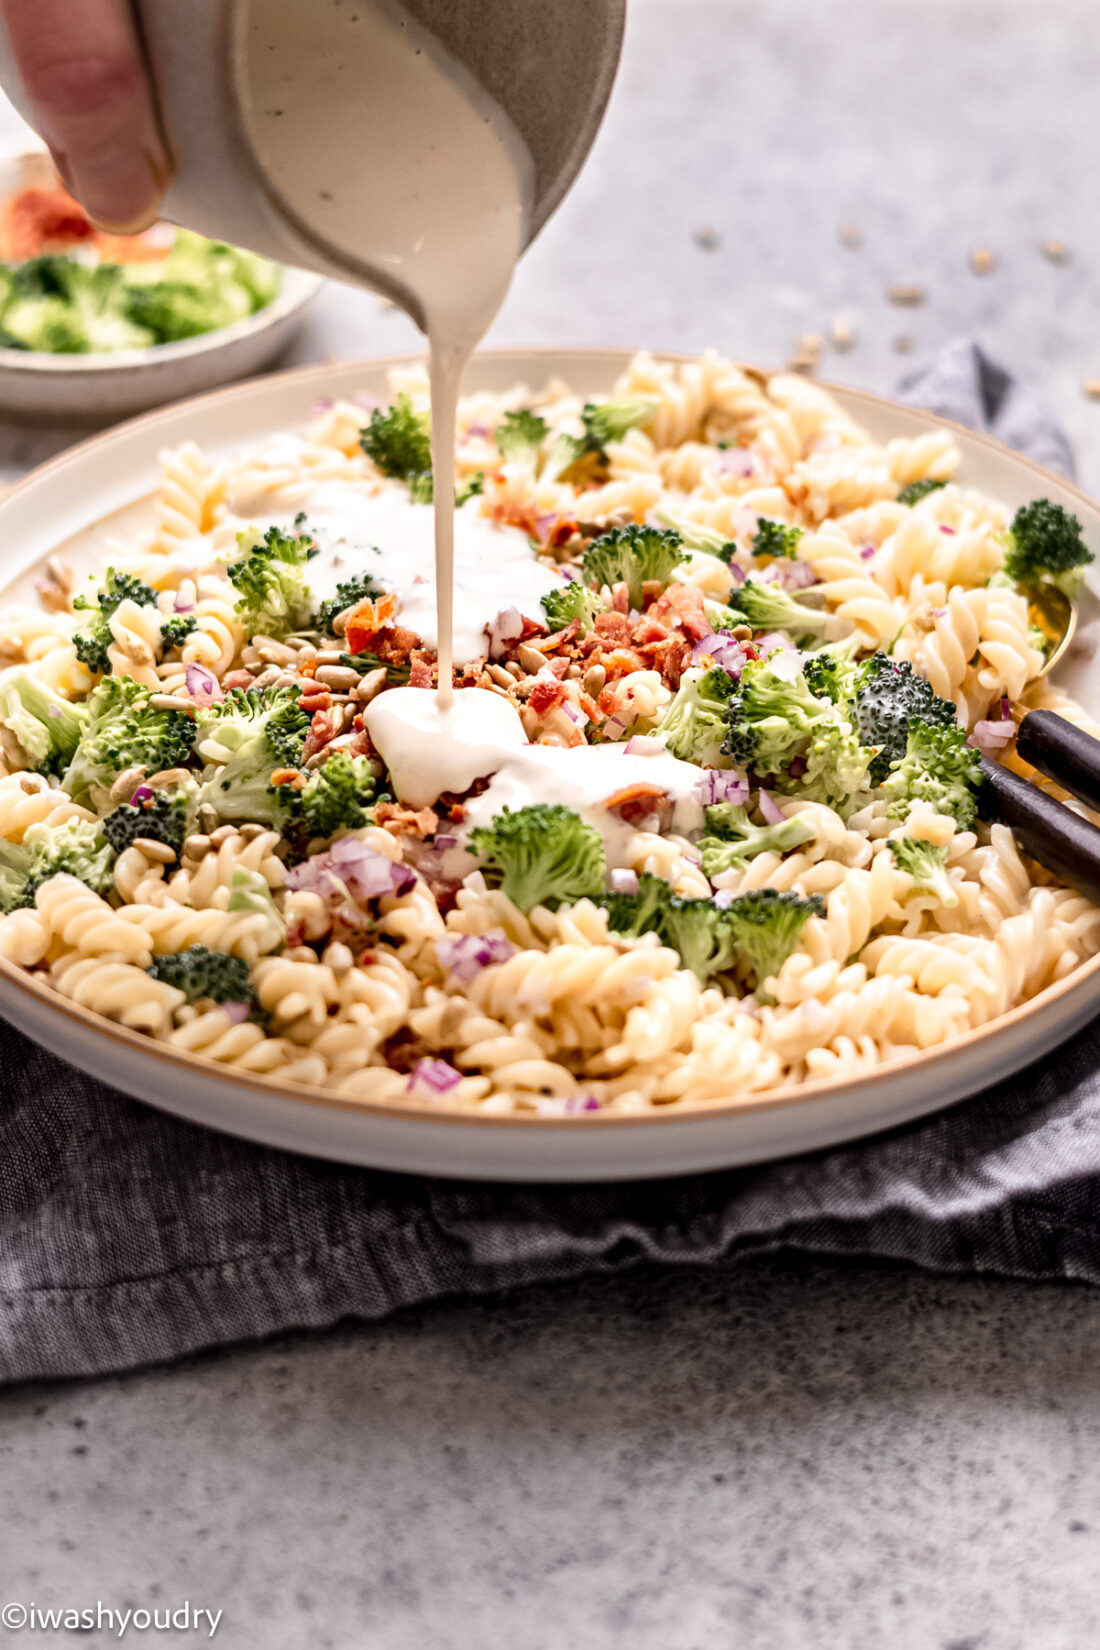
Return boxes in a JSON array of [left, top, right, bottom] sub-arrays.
[[4, 1, 1100, 1646]]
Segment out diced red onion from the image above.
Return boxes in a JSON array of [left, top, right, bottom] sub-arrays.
[[408, 1058, 463, 1095], [696, 769, 750, 807], [221, 1001, 252, 1025], [286, 839, 415, 906], [860, 544, 876, 560], [173, 592, 195, 613], [713, 448, 759, 479], [772, 560, 819, 591], [466, 420, 491, 439], [624, 735, 663, 756], [436, 932, 516, 983], [940, 524, 957, 535], [130, 784, 155, 805], [692, 631, 748, 678], [754, 632, 795, 655], [602, 712, 632, 741], [713, 888, 735, 908], [1000, 696, 1011, 720], [564, 1094, 602, 1114], [726, 562, 746, 587], [354, 390, 380, 410], [313, 396, 335, 413], [788, 755, 808, 778], [758, 788, 786, 825], [610, 868, 640, 895], [561, 701, 583, 725], [185, 663, 223, 706], [434, 834, 458, 851], [932, 608, 947, 619]]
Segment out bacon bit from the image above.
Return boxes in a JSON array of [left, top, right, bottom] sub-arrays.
[[540, 617, 582, 653], [650, 581, 710, 641], [602, 783, 675, 831], [345, 592, 397, 653], [299, 692, 332, 717], [611, 583, 631, 615], [599, 648, 646, 682], [270, 768, 308, 790], [374, 801, 438, 839], [409, 656, 434, 689], [0, 185, 95, 258], [633, 614, 671, 646], [222, 669, 254, 692], [529, 679, 567, 716], [347, 727, 376, 758], [579, 691, 602, 721], [546, 656, 571, 680], [302, 707, 340, 761], [594, 611, 632, 647], [647, 633, 691, 689], [519, 614, 548, 640], [296, 656, 319, 679]]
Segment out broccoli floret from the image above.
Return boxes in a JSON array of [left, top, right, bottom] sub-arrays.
[[456, 472, 484, 505], [102, 791, 190, 855], [359, 393, 432, 489], [721, 888, 824, 996], [722, 578, 828, 643], [125, 279, 248, 344], [157, 614, 198, 652], [468, 804, 606, 913], [602, 871, 739, 985], [653, 508, 738, 562], [0, 665, 88, 773], [543, 396, 657, 481], [579, 524, 686, 609], [888, 837, 959, 908], [61, 676, 195, 803], [897, 479, 947, 508], [801, 648, 863, 706], [147, 945, 256, 1005], [495, 409, 548, 466], [848, 653, 959, 782], [1001, 498, 1092, 597], [287, 752, 381, 844], [194, 686, 310, 826], [72, 568, 160, 674], [227, 525, 317, 640], [313, 573, 384, 636], [656, 666, 736, 767], [540, 581, 606, 634], [751, 519, 804, 559], [697, 803, 817, 879], [723, 655, 871, 809], [881, 721, 983, 829], [0, 817, 114, 913]]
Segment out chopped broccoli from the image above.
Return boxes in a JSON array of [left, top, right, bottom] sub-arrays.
[[801, 648, 863, 707], [543, 396, 657, 481], [1001, 498, 1092, 597], [102, 791, 190, 856], [579, 524, 686, 608], [897, 478, 947, 507], [721, 887, 824, 995], [125, 278, 249, 343], [147, 945, 256, 1006], [601, 871, 739, 985], [888, 837, 959, 907], [848, 652, 958, 782], [227, 868, 284, 935], [495, 409, 548, 466], [61, 676, 195, 803], [468, 804, 606, 913], [656, 666, 736, 767], [338, 651, 411, 685], [540, 581, 606, 634], [359, 393, 432, 487], [194, 686, 310, 826], [697, 802, 817, 879], [751, 519, 804, 559], [157, 614, 198, 652], [313, 573, 384, 636], [1, 259, 154, 352], [456, 472, 484, 505], [653, 508, 738, 562], [881, 721, 983, 829], [0, 817, 114, 913], [72, 568, 160, 674], [287, 752, 381, 844], [0, 665, 88, 774], [227, 525, 317, 640], [722, 578, 828, 643], [723, 654, 871, 809]]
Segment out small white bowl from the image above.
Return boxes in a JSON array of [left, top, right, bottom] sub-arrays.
[[0, 136, 323, 422]]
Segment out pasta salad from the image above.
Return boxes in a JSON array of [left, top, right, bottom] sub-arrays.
[[0, 349, 1097, 1116]]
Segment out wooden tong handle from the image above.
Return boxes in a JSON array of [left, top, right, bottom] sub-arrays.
[[1015, 709, 1100, 814], [979, 711, 1100, 902]]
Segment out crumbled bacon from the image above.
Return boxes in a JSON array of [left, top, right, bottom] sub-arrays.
[[603, 783, 674, 831], [222, 669, 254, 692], [302, 707, 340, 760], [299, 689, 332, 715], [374, 801, 438, 839], [540, 618, 581, 653], [650, 582, 710, 641], [409, 655, 434, 688], [594, 611, 632, 648], [344, 592, 398, 653], [270, 768, 308, 790], [633, 613, 671, 647], [599, 648, 646, 682], [529, 678, 567, 715]]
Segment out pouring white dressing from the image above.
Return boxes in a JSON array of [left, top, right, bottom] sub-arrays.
[[240, 0, 533, 711]]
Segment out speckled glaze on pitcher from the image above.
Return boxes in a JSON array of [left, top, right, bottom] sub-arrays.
[[0, 0, 624, 305]]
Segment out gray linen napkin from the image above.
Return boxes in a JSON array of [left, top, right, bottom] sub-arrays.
[[2, 340, 1097, 1386]]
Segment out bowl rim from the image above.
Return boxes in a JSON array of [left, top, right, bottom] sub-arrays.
[[1, 343, 1097, 1133], [0, 135, 323, 375]]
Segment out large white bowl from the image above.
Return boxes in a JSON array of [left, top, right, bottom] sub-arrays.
[[0, 138, 322, 422], [0, 348, 1097, 1181]]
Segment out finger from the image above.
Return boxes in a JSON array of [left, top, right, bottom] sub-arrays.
[[1, 0, 172, 232]]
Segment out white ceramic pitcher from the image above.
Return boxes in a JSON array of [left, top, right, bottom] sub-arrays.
[[0, 0, 624, 318]]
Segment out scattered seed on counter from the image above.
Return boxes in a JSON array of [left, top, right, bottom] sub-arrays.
[[970, 248, 996, 275], [840, 223, 862, 249], [1040, 239, 1071, 265], [1083, 380, 1100, 400], [829, 318, 856, 351], [887, 284, 926, 307], [693, 226, 720, 250], [893, 334, 914, 354]]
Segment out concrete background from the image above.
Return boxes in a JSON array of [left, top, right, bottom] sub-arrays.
[[4, 2, 1100, 1646]]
